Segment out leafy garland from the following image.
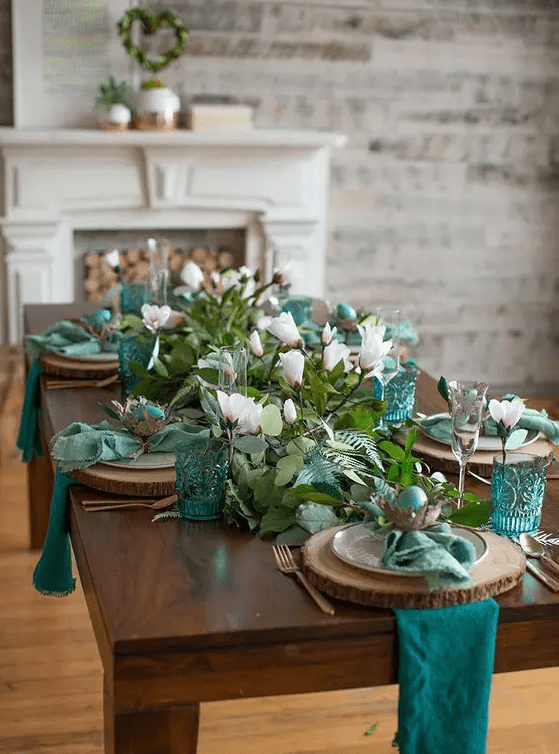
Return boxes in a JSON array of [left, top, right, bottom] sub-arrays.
[[117, 9, 189, 74]]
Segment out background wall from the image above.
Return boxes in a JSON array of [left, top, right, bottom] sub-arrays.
[[3, 0, 559, 392]]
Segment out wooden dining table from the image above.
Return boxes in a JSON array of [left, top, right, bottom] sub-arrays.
[[24, 303, 559, 754]]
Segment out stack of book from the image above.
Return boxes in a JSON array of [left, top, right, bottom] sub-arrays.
[[185, 102, 254, 131]]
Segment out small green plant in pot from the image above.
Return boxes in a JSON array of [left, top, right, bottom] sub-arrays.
[[95, 76, 134, 129]]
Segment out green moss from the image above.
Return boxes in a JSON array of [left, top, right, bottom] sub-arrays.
[[141, 78, 167, 89]]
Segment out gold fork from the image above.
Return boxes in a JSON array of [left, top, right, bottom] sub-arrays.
[[81, 494, 177, 511], [272, 544, 335, 615]]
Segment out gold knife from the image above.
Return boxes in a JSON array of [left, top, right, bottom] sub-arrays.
[[525, 560, 559, 592]]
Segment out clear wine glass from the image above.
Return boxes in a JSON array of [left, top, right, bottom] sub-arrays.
[[448, 380, 488, 508]]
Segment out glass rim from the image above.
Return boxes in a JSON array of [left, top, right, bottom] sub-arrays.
[[493, 451, 550, 468]]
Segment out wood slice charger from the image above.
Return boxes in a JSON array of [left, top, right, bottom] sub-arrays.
[[302, 524, 525, 610], [39, 351, 119, 380], [70, 462, 175, 498]]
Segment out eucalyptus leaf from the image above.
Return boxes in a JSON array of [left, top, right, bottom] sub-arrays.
[[275, 454, 304, 486], [505, 428, 528, 449], [261, 403, 283, 436], [296, 502, 340, 533], [233, 434, 268, 454], [260, 506, 297, 535], [447, 499, 492, 527]]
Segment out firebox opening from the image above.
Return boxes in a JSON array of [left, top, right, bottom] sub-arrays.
[[74, 228, 246, 303]]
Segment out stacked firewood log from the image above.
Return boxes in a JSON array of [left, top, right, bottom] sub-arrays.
[[83, 244, 238, 301]]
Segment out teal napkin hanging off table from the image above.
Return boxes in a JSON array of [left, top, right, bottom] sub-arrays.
[[33, 468, 79, 596], [394, 598, 499, 754], [16, 358, 44, 462]]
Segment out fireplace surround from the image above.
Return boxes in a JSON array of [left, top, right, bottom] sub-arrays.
[[0, 127, 345, 343]]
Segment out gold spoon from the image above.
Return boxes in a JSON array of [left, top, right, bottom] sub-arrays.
[[519, 533, 559, 577]]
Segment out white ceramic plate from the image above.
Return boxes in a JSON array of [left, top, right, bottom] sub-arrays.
[[420, 412, 539, 451], [53, 350, 119, 363], [101, 452, 176, 470], [331, 523, 487, 578]]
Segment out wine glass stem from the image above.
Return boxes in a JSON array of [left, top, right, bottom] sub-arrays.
[[457, 460, 466, 508]]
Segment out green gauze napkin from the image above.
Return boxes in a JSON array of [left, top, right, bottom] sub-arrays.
[[33, 468, 79, 596], [26, 319, 120, 357], [394, 598, 499, 754], [51, 420, 209, 471], [419, 410, 559, 446], [382, 523, 476, 591], [16, 357, 44, 462]]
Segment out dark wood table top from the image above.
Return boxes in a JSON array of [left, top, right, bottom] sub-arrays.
[[31, 304, 559, 701]]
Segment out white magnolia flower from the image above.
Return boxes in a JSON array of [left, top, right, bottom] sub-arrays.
[[321, 322, 337, 345], [323, 340, 353, 372], [216, 391, 263, 435], [256, 315, 272, 331], [488, 398, 524, 430], [267, 311, 302, 347], [104, 248, 120, 269], [210, 271, 221, 287], [221, 268, 241, 292], [283, 398, 297, 425], [279, 350, 305, 388], [249, 330, 264, 358], [180, 261, 205, 291], [141, 304, 171, 332], [357, 324, 393, 378]]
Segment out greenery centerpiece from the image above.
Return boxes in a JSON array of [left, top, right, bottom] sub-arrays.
[[118, 261, 490, 537]]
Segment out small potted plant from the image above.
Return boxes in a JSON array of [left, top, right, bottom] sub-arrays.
[[117, 8, 188, 131], [95, 76, 134, 131]]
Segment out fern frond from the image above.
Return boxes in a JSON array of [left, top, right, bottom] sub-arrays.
[[334, 430, 383, 469]]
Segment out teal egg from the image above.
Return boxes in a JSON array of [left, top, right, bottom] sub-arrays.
[[84, 308, 113, 327], [144, 403, 165, 419], [396, 486, 428, 511], [336, 303, 357, 321]]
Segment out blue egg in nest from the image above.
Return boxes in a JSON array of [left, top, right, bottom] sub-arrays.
[[395, 485, 428, 511]]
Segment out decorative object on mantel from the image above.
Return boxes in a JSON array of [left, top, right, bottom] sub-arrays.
[[185, 96, 254, 132], [95, 76, 134, 131], [117, 8, 188, 131]]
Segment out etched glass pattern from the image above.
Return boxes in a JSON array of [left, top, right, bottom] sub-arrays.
[[120, 281, 151, 314], [491, 452, 549, 536], [118, 334, 155, 396], [374, 362, 417, 424], [175, 438, 229, 520]]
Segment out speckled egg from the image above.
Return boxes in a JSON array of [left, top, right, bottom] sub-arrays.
[[395, 485, 428, 511], [335, 303, 357, 321]]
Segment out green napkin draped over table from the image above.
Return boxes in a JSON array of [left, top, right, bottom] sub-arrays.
[[33, 421, 209, 595], [26, 319, 120, 357], [419, 409, 559, 446], [394, 599, 499, 754], [16, 357, 45, 462], [33, 469, 79, 596]]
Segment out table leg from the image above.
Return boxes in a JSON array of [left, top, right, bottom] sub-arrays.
[[27, 448, 55, 550], [104, 678, 200, 754]]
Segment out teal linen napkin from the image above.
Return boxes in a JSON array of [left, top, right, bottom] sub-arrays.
[[51, 420, 210, 472], [382, 523, 476, 591], [33, 468, 79, 596], [394, 598, 499, 754], [16, 357, 45, 462], [419, 410, 559, 446], [26, 319, 120, 357]]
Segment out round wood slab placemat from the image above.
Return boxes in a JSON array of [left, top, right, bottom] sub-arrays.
[[70, 463, 175, 497], [302, 525, 525, 609], [39, 352, 119, 379], [412, 430, 555, 476]]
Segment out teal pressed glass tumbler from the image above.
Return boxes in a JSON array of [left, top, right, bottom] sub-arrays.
[[119, 281, 151, 314], [491, 452, 549, 536], [373, 360, 417, 425], [117, 333, 155, 396], [175, 438, 229, 520]]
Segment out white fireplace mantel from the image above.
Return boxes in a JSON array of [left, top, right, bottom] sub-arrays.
[[0, 127, 346, 343]]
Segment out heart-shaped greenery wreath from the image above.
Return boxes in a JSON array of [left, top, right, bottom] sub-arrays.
[[118, 8, 189, 74]]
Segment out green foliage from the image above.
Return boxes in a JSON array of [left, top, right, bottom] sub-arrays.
[[95, 76, 134, 111], [140, 77, 167, 89]]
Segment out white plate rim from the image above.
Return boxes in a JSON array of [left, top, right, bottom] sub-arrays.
[[100, 452, 176, 470], [330, 522, 487, 578], [49, 350, 119, 363], [420, 412, 539, 451]]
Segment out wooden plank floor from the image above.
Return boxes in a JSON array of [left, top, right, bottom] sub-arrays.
[[1, 351, 559, 753]]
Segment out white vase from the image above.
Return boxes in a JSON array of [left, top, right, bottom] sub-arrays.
[[135, 87, 181, 131], [98, 103, 131, 131]]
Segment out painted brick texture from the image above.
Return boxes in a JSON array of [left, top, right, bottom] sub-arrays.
[[4, 0, 559, 390]]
